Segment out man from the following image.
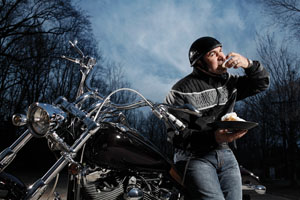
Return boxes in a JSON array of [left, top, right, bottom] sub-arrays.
[[165, 36, 270, 200]]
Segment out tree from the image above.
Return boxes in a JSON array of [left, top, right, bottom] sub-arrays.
[[0, 0, 104, 169], [261, 0, 300, 41], [0, 0, 102, 121], [237, 34, 300, 185]]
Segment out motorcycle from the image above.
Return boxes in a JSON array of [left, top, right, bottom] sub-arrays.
[[0, 41, 266, 200]]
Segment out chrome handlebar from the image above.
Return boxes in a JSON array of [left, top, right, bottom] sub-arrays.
[[61, 41, 187, 132]]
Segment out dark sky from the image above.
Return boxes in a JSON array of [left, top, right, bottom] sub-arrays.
[[77, 0, 273, 102]]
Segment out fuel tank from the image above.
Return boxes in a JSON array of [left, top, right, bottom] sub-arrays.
[[84, 122, 173, 171]]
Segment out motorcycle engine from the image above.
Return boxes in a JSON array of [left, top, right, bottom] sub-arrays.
[[81, 168, 182, 200]]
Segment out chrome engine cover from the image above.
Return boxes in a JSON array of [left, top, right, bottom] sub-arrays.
[[81, 169, 182, 200]]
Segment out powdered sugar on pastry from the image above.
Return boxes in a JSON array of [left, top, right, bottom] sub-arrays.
[[221, 112, 245, 122]]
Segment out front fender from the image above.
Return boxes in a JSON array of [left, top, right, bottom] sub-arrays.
[[0, 172, 27, 200]]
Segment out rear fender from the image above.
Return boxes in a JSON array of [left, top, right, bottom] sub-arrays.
[[240, 166, 266, 195]]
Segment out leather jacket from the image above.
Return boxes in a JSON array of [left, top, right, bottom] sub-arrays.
[[165, 61, 270, 158]]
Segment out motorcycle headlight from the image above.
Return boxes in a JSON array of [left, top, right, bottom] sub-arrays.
[[27, 103, 67, 137]]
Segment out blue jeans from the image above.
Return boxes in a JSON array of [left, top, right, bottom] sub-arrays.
[[180, 149, 242, 200]]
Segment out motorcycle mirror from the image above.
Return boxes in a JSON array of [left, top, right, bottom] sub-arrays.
[[12, 114, 27, 126], [69, 40, 84, 57]]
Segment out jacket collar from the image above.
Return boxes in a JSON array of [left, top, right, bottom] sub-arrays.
[[192, 67, 229, 85]]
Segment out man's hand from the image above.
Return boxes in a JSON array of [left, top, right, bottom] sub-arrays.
[[214, 129, 247, 143], [224, 52, 251, 69]]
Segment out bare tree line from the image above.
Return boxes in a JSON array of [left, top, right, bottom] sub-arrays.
[[0, 0, 99, 119], [0, 0, 137, 119], [234, 0, 300, 186]]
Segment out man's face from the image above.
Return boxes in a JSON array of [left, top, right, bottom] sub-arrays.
[[203, 46, 226, 74]]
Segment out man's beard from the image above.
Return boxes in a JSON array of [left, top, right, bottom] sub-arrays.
[[212, 65, 227, 74]]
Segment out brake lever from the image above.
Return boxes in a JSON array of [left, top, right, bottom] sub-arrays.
[[153, 105, 186, 135]]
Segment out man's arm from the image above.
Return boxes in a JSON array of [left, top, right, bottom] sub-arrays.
[[222, 52, 270, 101], [215, 129, 248, 144], [236, 60, 270, 101]]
